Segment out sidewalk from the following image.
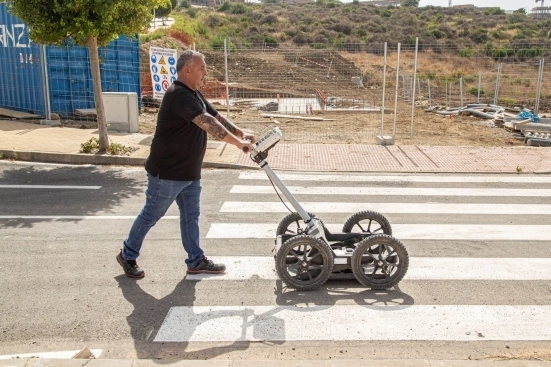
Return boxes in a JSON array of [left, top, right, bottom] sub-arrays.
[[1, 120, 551, 173]]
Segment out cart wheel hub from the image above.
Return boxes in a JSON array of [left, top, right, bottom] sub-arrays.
[[302, 262, 308, 267]]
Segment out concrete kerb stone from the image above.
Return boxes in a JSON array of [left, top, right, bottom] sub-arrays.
[[0, 150, 146, 166], [0, 149, 259, 170]]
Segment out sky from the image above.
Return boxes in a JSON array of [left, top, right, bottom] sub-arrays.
[[418, 0, 540, 11]]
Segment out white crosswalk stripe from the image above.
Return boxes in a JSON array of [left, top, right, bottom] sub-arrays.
[[185, 256, 551, 281], [231, 185, 551, 197], [154, 305, 551, 342], [157, 173, 551, 343], [220, 201, 551, 214], [207, 223, 551, 240], [239, 172, 551, 183]]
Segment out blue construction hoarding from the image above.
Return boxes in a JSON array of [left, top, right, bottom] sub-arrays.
[[0, 3, 140, 118]]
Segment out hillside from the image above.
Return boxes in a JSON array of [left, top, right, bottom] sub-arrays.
[[149, 2, 551, 56]]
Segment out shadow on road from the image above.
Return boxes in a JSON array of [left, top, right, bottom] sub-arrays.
[[0, 165, 143, 229], [115, 276, 251, 361]]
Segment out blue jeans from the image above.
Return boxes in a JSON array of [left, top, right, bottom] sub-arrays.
[[122, 174, 204, 268]]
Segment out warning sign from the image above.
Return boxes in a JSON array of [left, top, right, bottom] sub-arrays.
[[149, 47, 177, 99]]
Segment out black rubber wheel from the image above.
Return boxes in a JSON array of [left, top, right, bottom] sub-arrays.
[[276, 211, 317, 236], [351, 234, 409, 289], [275, 234, 334, 291], [342, 210, 392, 236]]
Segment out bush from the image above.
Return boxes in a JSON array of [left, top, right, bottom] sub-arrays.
[[187, 8, 198, 18], [458, 48, 471, 57], [484, 7, 505, 15], [470, 28, 488, 44], [79, 138, 134, 156], [498, 97, 517, 107], [263, 35, 279, 47], [260, 14, 278, 25], [468, 87, 485, 97], [217, 1, 231, 12], [206, 15, 221, 28], [195, 22, 209, 36], [230, 3, 249, 14]]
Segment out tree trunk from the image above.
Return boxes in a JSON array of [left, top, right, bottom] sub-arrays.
[[86, 36, 109, 153]]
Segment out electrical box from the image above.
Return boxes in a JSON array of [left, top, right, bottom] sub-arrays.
[[102, 92, 139, 133]]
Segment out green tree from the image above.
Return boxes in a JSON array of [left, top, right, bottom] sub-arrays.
[[401, 0, 419, 6], [513, 8, 527, 14], [155, 0, 173, 24], [10, 0, 163, 153]]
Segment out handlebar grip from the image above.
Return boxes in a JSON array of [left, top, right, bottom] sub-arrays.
[[242, 138, 252, 153]]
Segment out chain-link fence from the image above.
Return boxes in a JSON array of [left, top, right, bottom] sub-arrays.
[[161, 42, 549, 143]]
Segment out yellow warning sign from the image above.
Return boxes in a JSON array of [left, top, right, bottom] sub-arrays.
[[158, 56, 166, 65], [160, 66, 169, 74]]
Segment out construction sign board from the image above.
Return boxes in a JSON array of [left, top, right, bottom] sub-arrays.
[[149, 47, 177, 100]]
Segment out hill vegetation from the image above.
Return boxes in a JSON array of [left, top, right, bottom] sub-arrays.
[[142, 2, 551, 59]]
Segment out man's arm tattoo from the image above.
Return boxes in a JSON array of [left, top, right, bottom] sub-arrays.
[[193, 113, 228, 140], [215, 113, 238, 135]]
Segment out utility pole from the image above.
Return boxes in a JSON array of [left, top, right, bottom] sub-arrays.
[[449, 0, 452, 7]]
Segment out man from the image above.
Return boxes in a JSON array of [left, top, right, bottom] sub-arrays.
[[117, 50, 254, 279]]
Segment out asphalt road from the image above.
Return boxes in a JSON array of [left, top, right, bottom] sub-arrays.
[[1, 161, 550, 361]]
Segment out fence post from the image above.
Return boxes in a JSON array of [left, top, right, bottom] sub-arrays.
[[410, 37, 418, 138], [535, 58, 544, 115], [493, 62, 502, 105], [428, 79, 432, 107], [459, 77, 463, 107], [477, 72, 482, 104], [381, 42, 387, 136], [446, 80, 450, 107], [393, 43, 401, 138], [224, 39, 230, 116]]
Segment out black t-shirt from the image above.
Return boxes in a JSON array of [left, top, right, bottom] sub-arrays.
[[145, 81, 218, 181]]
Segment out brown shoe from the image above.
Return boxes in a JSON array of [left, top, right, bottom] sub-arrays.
[[117, 251, 145, 278]]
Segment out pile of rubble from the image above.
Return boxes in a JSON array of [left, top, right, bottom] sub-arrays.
[[425, 104, 551, 147]]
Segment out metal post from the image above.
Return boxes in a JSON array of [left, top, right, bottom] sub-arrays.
[[459, 77, 463, 107], [494, 63, 502, 105], [410, 37, 418, 138], [326, 59, 333, 78], [40, 45, 51, 120], [224, 39, 230, 116], [393, 43, 401, 138], [402, 73, 408, 101], [428, 80, 432, 107], [477, 72, 482, 104], [535, 58, 544, 115], [445, 80, 448, 107], [381, 42, 387, 136]]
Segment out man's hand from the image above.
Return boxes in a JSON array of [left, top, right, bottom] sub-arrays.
[[238, 138, 253, 153], [242, 131, 256, 144]]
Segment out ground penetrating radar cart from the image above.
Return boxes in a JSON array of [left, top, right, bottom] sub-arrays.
[[246, 127, 409, 291]]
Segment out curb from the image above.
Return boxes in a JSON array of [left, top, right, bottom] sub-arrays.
[[0, 150, 145, 166], [0, 149, 258, 170]]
